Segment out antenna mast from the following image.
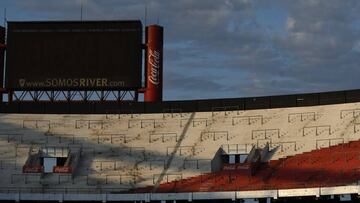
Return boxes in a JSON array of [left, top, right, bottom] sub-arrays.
[[144, 0, 148, 27], [80, 0, 83, 21], [3, 8, 6, 27]]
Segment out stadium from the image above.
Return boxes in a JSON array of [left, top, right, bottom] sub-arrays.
[[0, 19, 359, 203]]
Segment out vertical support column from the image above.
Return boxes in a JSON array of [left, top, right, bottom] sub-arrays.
[[134, 91, 139, 101], [144, 25, 163, 102], [0, 26, 5, 103]]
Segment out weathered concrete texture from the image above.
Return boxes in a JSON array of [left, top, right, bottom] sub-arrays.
[[0, 102, 359, 194]]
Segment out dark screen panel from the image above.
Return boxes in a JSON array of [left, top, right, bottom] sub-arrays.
[[0, 26, 5, 43], [5, 21, 142, 90]]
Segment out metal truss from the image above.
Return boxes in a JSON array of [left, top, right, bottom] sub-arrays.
[[8, 90, 138, 102]]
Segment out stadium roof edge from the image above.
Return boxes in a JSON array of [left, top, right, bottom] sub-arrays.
[[1, 88, 360, 114]]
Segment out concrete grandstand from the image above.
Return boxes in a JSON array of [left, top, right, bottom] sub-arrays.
[[0, 97, 360, 202]]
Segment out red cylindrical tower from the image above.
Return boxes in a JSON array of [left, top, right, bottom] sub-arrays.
[[144, 25, 163, 102]]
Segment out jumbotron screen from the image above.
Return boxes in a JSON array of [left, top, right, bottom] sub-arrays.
[[5, 20, 142, 90]]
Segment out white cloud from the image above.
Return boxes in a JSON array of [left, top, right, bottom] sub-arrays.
[[353, 40, 360, 53], [2, 0, 360, 99], [286, 17, 295, 30]]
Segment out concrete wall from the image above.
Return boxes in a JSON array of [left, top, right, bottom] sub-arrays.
[[0, 101, 360, 193]]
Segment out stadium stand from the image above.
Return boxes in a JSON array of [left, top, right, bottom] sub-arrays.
[[0, 101, 360, 202]]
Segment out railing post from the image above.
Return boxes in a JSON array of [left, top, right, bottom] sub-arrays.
[[303, 128, 305, 136]]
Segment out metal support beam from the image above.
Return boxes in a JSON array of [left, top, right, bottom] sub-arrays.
[[7, 90, 138, 102]]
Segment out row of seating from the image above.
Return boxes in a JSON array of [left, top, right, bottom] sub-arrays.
[[0, 103, 360, 193], [136, 139, 360, 193]]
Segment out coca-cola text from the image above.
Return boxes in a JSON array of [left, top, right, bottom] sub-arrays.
[[148, 49, 161, 85]]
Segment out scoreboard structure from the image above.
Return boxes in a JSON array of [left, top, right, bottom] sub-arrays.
[[5, 21, 142, 91], [0, 21, 163, 103]]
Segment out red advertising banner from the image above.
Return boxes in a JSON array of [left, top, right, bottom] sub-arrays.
[[23, 165, 43, 173], [53, 166, 72, 173]]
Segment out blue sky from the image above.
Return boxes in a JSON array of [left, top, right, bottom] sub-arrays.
[[1, 0, 360, 101]]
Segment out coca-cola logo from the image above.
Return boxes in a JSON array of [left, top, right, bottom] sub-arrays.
[[54, 166, 72, 173], [148, 49, 161, 85]]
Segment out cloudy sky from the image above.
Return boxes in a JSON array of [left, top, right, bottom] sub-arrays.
[[1, 0, 360, 100]]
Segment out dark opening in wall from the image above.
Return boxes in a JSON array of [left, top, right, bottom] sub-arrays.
[[57, 157, 67, 166]]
